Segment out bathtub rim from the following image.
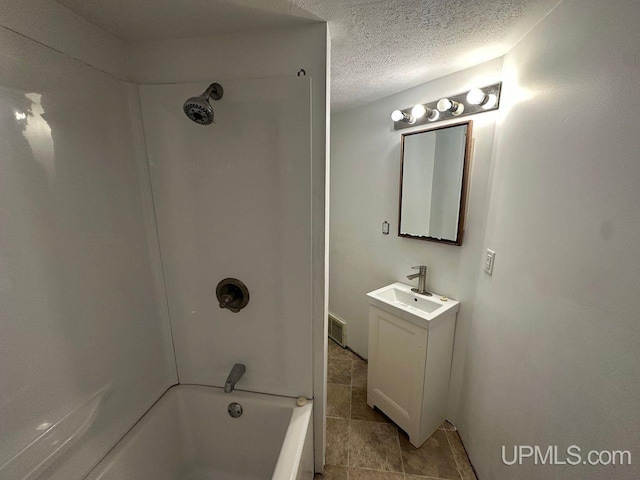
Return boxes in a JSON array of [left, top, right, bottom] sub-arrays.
[[273, 400, 313, 480]]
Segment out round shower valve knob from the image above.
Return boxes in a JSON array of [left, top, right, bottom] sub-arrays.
[[216, 278, 250, 313]]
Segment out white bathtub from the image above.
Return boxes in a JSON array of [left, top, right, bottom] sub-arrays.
[[84, 385, 314, 480]]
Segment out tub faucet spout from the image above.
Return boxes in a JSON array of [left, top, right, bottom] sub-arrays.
[[225, 364, 246, 393]]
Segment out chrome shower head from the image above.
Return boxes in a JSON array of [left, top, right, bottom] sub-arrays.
[[183, 83, 223, 125]]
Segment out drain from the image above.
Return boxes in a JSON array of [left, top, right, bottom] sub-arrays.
[[228, 402, 243, 418]]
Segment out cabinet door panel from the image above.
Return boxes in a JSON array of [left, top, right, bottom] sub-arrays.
[[368, 307, 427, 424]]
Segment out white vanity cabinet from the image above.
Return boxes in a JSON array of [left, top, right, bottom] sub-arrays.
[[366, 283, 459, 448]]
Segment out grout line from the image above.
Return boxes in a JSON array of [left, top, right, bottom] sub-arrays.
[[396, 420, 405, 475], [349, 352, 354, 418], [401, 474, 455, 480], [346, 417, 351, 470], [347, 343, 351, 480], [444, 430, 464, 480], [347, 466, 402, 475], [453, 431, 478, 480], [346, 351, 353, 473], [346, 466, 449, 479]]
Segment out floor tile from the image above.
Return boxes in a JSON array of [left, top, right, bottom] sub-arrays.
[[326, 417, 350, 466], [329, 339, 353, 361], [327, 383, 351, 419], [446, 430, 477, 480], [352, 356, 368, 387], [349, 420, 402, 472], [328, 358, 352, 385], [351, 387, 391, 423], [405, 475, 450, 480], [399, 430, 460, 479], [322, 465, 349, 480], [439, 421, 455, 431], [349, 468, 404, 480]]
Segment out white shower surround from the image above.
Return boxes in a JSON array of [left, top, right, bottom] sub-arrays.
[[139, 77, 313, 398]]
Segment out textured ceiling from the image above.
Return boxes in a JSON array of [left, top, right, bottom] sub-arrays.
[[56, 0, 561, 112]]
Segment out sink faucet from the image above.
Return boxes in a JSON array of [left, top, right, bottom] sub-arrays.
[[225, 364, 246, 393], [407, 265, 432, 296]]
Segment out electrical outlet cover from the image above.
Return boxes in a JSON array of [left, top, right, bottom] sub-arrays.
[[485, 249, 495, 275]]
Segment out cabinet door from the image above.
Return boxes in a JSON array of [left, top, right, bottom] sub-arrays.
[[368, 307, 428, 429]]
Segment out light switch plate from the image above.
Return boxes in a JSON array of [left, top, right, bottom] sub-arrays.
[[484, 249, 495, 275]]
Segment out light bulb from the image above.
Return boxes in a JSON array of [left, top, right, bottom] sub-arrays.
[[466, 88, 486, 105], [437, 98, 464, 115], [391, 109, 415, 124], [411, 104, 427, 119], [437, 98, 453, 112], [482, 93, 498, 109], [391, 110, 404, 122], [427, 109, 439, 121], [467, 88, 499, 109]]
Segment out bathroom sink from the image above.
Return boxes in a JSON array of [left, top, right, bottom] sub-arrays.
[[366, 282, 459, 328]]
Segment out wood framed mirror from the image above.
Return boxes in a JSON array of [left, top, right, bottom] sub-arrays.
[[398, 120, 472, 245]]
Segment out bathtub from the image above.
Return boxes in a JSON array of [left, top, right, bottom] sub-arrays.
[[84, 385, 314, 480]]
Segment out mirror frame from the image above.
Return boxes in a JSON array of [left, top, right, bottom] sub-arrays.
[[398, 120, 473, 246]]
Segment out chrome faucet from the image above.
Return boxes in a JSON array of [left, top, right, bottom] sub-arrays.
[[407, 265, 432, 296], [225, 364, 246, 393]]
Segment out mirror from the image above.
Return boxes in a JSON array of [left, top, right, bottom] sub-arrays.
[[398, 121, 472, 245]]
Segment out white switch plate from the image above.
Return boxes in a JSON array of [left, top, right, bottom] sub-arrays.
[[484, 249, 495, 275]]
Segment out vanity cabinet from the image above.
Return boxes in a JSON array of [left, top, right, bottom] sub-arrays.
[[367, 302, 457, 448]]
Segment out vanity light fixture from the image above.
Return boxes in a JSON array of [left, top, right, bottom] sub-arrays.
[[390, 82, 502, 130], [391, 109, 415, 124]]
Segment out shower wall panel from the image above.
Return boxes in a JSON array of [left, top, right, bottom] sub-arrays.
[[0, 26, 177, 480], [140, 77, 313, 397]]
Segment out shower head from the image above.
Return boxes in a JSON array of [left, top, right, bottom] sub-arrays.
[[183, 83, 223, 125]]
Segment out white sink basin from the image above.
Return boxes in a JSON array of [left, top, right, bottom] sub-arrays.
[[366, 282, 459, 328]]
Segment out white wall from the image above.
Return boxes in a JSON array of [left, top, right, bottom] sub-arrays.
[[129, 24, 330, 471], [330, 58, 503, 363], [454, 1, 640, 478], [0, 16, 176, 480]]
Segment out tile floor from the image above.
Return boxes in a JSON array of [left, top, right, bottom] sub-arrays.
[[320, 339, 477, 480]]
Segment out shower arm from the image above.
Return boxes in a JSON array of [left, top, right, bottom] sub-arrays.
[[203, 83, 223, 101]]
